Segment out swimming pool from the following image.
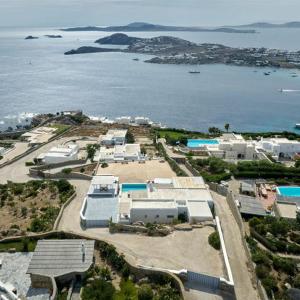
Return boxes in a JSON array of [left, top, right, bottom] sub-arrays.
[[187, 139, 219, 148], [122, 183, 147, 192], [277, 186, 300, 197]]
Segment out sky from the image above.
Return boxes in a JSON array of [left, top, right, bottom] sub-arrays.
[[0, 0, 299, 28]]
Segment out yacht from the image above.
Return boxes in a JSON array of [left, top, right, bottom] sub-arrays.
[[189, 70, 200, 74]]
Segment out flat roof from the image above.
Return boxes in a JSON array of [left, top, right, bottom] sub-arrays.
[[238, 195, 267, 216], [27, 239, 94, 277], [187, 200, 213, 218], [91, 175, 118, 185], [131, 199, 177, 209], [277, 202, 298, 219], [84, 196, 119, 222]]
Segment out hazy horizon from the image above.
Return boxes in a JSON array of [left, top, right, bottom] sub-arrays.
[[0, 0, 300, 28]]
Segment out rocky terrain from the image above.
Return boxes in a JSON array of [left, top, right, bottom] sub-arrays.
[[65, 33, 300, 69]]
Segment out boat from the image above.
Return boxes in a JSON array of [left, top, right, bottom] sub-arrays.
[[264, 72, 270, 76], [189, 71, 200, 74], [132, 58, 139, 61], [295, 124, 300, 129], [291, 74, 298, 78]]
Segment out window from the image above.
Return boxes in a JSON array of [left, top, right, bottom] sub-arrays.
[[167, 215, 174, 218], [155, 215, 159, 218]]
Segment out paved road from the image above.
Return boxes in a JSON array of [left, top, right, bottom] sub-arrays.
[[0, 137, 77, 184], [212, 191, 260, 300]]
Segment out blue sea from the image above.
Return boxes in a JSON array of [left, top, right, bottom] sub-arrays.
[[1, 27, 300, 132]]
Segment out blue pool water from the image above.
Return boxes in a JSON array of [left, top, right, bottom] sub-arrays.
[[277, 186, 300, 197], [187, 139, 219, 148], [122, 183, 147, 192]]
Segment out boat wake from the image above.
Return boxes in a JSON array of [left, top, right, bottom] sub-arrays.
[[278, 89, 300, 93]]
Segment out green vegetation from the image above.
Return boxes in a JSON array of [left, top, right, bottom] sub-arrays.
[[50, 124, 71, 135], [188, 157, 234, 183], [126, 131, 135, 144], [0, 239, 37, 252], [208, 231, 221, 250], [114, 279, 138, 299], [156, 143, 187, 176], [101, 162, 109, 168], [138, 284, 153, 300], [82, 278, 115, 300], [247, 236, 298, 299], [154, 128, 213, 146], [30, 206, 60, 232], [242, 131, 300, 141], [62, 168, 72, 174], [87, 144, 99, 162], [25, 161, 35, 166], [224, 123, 230, 133], [249, 217, 300, 254]]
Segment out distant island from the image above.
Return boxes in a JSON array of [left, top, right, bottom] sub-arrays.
[[61, 22, 256, 34], [25, 35, 39, 40], [234, 21, 300, 28], [45, 34, 63, 38], [64, 33, 300, 70], [65, 46, 118, 55]]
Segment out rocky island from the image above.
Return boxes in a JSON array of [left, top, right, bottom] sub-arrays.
[[65, 33, 300, 69], [61, 22, 256, 34], [45, 34, 63, 38], [25, 35, 39, 40]]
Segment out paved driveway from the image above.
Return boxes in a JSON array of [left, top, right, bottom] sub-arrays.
[[212, 191, 260, 300]]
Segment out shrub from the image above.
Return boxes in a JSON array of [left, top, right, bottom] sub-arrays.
[[272, 256, 296, 276], [261, 275, 278, 296], [255, 265, 270, 279], [62, 168, 72, 174], [138, 284, 153, 300], [21, 207, 28, 217], [101, 163, 108, 168], [81, 278, 115, 300], [80, 167, 85, 173], [25, 161, 35, 166], [208, 231, 221, 250], [294, 274, 300, 288], [252, 250, 270, 266]]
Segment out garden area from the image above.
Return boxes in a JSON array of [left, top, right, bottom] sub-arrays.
[[188, 156, 300, 184], [248, 216, 300, 255], [247, 236, 300, 299], [81, 241, 182, 300], [0, 179, 74, 238], [246, 216, 300, 299]]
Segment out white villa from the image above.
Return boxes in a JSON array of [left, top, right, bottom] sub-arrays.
[[80, 175, 119, 227], [134, 117, 150, 125], [80, 175, 214, 228], [256, 138, 300, 159], [115, 116, 132, 125], [99, 144, 144, 162], [37, 143, 79, 164], [189, 134, 257, 160], [99, 129, 127, 146]]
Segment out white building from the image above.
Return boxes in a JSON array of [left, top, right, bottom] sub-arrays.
[[189, 134, 257, 160], [99, 144, 143, 162], [99, 129, 127, 146], [119, 177, 214, 224], [256, 138, 300, 159], [134, 117, 150, 125], [80, 175, 119, 227], [115, 116, 132, 125], [37, 143, 79, 164]]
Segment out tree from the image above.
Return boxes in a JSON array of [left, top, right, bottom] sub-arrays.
[[208, 127, 221, 136], [208, 231, 221, 250], [138, 284, 153, 300], [224, 123, 230, 132]]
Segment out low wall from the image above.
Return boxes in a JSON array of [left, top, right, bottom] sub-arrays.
[[42, 171, 92, 181], [184, 161, 200, 176], [53, 192, 76, 230]]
